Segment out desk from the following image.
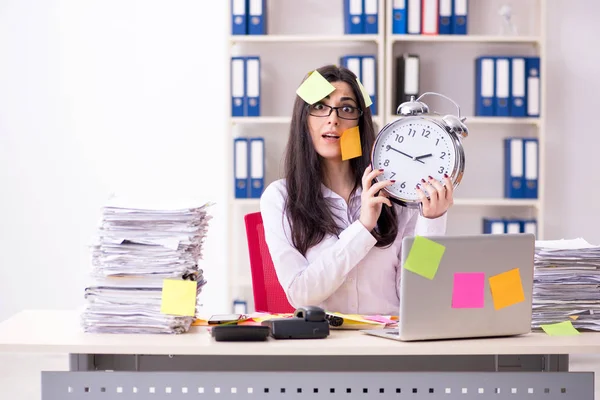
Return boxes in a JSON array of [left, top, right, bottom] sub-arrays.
[[0, 310, 596, 399]]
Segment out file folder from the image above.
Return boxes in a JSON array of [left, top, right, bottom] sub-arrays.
[[361, 56, 377, 115], [505, 220, 521, 234], [510, 57, 527, 117], [522, 219, 537, 236], [504, 138, 524, 199], [439, 0, 452, 34], [392, 0, 407, 34], [340, 55, 362, 79], [248, 0, 266, 35], [234, 138, 249, 198], [364, 0, 378, 34], [421, 0, 439, 35], [483, 218, 505, 234], [526, 57, 541, 117], [495, 57, 510, 117], [395, 54, 419, 113], [523, 138, 538, 199], [407, 0, 421, 34], [231, 0, 247, 35], [475, 57, 495, 116], [344, 0, 363, 34], [249, 138, 265, 198], [245, 57, 261, 117], [231, 57, 246, 117], [452, 0, 468, 34]]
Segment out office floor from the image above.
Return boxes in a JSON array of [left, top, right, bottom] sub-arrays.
[[1, 353, 599, 399]]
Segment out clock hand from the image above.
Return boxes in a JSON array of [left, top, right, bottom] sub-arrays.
[[385, 145, 425, 164], [414, 153, 433, 161]]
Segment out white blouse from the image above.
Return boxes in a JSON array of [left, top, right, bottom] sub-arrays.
[[260, 179, 447, 315]]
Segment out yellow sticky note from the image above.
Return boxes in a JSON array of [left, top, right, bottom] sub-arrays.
[[296, 71, 335, 105], [488, 268, 525, 310], [340, 126, 362, 160], [356, 78, 373, 107], [541, 321, 580, 336], [569, 315, 579, 321], [160, 279, 197, 316], [403, 236, 446, 280]]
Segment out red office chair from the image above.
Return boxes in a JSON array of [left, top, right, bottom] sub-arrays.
[[244, 212, 295, 313]]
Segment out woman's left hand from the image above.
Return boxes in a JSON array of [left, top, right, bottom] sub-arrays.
[[416, 174, 454, 219]]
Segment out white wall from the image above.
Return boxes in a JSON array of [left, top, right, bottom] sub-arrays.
[[0, 0, 599, 322]]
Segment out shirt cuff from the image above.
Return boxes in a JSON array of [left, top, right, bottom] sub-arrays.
[[415, 212, 447, 236]]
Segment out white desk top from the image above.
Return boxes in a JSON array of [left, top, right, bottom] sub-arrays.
[[1, 310, 599, 356]]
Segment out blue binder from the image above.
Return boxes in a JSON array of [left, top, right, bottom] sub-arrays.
[[521, 219, 538, 236], [475, 57, 495, 116], [231, 0, 247, 35], [340, 55, 362, 79], [510, 57, 527, 117], [526, 57, 541, 117], [523, 138, 539, 199], [231, 57, 246, 117], [234, 138, 249, 198], [392, 0, 407, 34], [495, 57, 510, 117], [247, 0, 266, 35], [439, 0, 452, 34], [245, 56, 261, 117], [361, 56, 377, 115], [344, 0, 364, 34], [483, 218, 505, 234], [452, 0, 468, 34], [504, 138, 525, 198], [505, 220, 521, 234], [364, 0, 378, 34], [249, 137, 265, 198]]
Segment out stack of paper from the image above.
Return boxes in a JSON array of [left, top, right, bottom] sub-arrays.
[[81, 195, 213, 334], [532, 238, 600, 331]]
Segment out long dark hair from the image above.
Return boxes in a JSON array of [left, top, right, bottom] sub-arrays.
[[283, 64, 398, 256]]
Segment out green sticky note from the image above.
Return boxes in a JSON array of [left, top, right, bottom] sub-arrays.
[[296, 70, 335, 105], [541, 321, 580, 336], [403, 236, 446, 280], [356, 78, 373, 107]]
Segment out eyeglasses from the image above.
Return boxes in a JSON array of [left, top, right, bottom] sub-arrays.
[[307, 103, 363, 120]]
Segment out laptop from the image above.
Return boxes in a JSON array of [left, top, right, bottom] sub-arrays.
[[364, 233, 535, 341]]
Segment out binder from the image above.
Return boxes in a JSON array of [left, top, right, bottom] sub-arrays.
[[392, 0, 407, 34], [504, 138, 524, 199], [364, 0, 378, 34], [395, 54, 419, 113], [483, 218, 505, 234], [344, 0, 363, 34], [249, 138, 265, 198], [522, 219, 538, 236], [231, 57, 246, 117], [407, 0, 421, 34], [438, 0, 452, 34], [361, 56, 377, 115], [234, 138, 249, 198], [495, 57, 510, 117], [421, 0, 439, 35], [247, 0, 266, 35], [245, 57, 261, 117], [340, 55, 362, 79], [523, 138, 539, 199], [510, 57, 527, 117], [231, 0, 247, 35], [526, 57, 541, 117], [475, 57, 495, 116], [505, 220, 521, 234], [452, 0, 468, 35]]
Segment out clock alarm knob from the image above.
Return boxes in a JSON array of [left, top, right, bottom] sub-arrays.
[[396, 96, 429, 116], [442, 114, 469, 138]]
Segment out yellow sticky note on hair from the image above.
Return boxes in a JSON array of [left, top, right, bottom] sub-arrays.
[[160, 279, 197, 316], [340, 126, 362, 160], [403, 236, 446, 280], [356, 78, 373, 108], [296, 70, 335, 105], [541, 321, 580, 336], [488, 268, 525, 310]]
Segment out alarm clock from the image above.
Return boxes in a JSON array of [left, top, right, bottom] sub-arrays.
[[371, 92, 469, 208]]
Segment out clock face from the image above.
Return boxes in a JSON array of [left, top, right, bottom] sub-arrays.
[[371, 117, 458, 204]]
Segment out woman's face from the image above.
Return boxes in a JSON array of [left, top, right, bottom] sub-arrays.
[[307, 81, 361, 161]]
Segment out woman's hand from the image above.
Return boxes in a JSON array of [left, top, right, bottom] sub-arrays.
[[417, 174, 454, 219], [359, 165, 394, 232]]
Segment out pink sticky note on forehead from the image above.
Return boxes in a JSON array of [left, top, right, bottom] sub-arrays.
[[452, 272, 485, 309]]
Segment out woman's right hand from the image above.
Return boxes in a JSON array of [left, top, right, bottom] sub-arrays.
[[359, 165, 395, 232]]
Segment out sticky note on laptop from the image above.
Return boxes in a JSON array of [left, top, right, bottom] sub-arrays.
[[296, 70, 335, 105], [452, 272, 485, 308], [403, 236, 446, 280], [488, 268, 525, 310], [160, 279, 197, 316], [541, 321, 580, 336]]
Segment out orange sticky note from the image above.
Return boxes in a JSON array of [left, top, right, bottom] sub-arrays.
[[160, 279, 197, 316], [340, 126, 362, 160], [569, 315, 579, 321], [488, 268, 525, 310]]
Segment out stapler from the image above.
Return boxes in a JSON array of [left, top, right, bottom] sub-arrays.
[[261, 306, 330, 339]]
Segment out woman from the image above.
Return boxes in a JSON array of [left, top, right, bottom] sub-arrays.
[[260, 64, 454, 315]]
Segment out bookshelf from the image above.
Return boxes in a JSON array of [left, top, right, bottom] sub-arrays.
[[226, 0, 546, 312]]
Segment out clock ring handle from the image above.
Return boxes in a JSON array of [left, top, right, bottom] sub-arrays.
[[416, 92, 466, 122]]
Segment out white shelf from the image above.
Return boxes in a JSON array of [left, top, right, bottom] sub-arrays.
[[232, 198, 539, 208], [230, 34, 380, 44], [391, 34, 540, 44]]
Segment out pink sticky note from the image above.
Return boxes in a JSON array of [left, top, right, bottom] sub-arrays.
[[452, 272, 485, 309]]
